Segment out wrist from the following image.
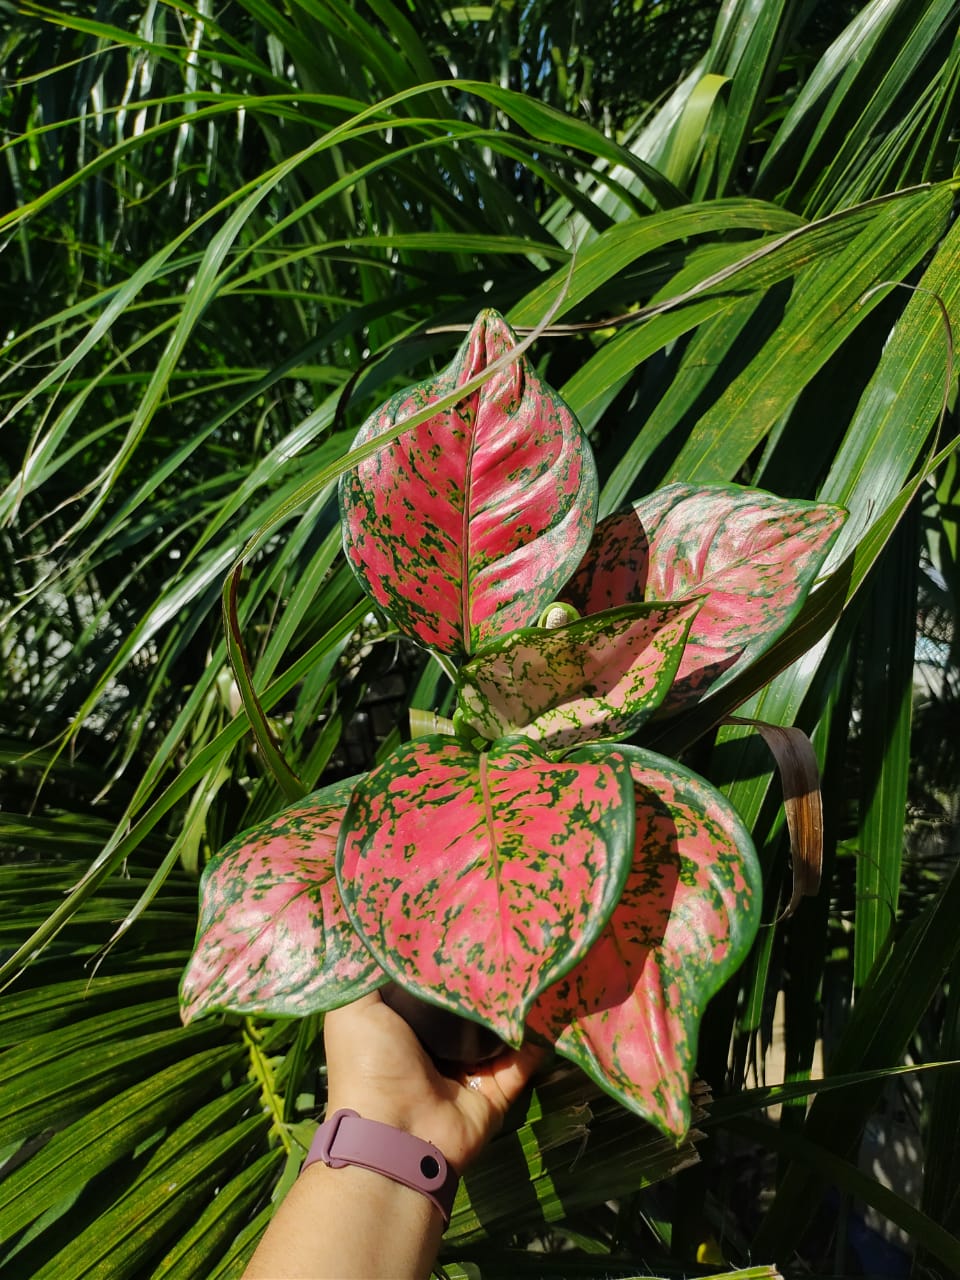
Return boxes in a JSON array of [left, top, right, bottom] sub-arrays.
[[324, 1094, 438, 1144], [304, 1109, 460, 1227]]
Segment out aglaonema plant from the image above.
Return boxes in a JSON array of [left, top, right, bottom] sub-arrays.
[[180, 311, 846, 1140]]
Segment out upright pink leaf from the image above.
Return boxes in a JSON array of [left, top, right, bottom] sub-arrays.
[[455, 600, 701, 750], [339, 310, 598, 656], [564, 483, 846, 711], [527, 747, 761, 1139], [180, 778, 385, 1024], [337, 735, 635, 1045]]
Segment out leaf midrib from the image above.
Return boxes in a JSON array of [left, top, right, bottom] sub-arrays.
[[477, 752, 507, 962]]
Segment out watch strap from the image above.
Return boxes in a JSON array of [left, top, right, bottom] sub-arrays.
[[301, 1109, 459, 1225]]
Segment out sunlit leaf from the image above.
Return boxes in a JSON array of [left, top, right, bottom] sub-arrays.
[[563, 483, 846, 711], [527, 747, 761, 1139], [339, 309, 597, 656], [337, 735, 635, 1043], [180, 778, 385, 1023], [455, 600, 700, 748]]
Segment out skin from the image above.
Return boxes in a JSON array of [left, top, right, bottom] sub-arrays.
[[242, 992, 544, 1279]]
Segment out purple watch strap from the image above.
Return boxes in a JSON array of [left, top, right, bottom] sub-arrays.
[[301, 1109, 459, 1225]]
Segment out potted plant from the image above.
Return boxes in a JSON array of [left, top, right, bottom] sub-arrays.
[[180, 311, 845, 1140]]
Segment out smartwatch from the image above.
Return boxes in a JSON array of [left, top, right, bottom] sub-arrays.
[[301, 1109, 459, 1225]]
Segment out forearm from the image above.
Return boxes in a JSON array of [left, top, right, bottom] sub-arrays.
[[240, 994, 541, 1279], [242, 1159, 443, 1280]]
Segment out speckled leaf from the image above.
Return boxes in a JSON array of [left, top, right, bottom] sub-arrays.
[[455, 600, 701, 750], [339, 310, 598, 656], [527, 747, 761, 1139], [180, 777, 385, 1024], [564, 483, 846, 711], [337, 735, 634, 1044]]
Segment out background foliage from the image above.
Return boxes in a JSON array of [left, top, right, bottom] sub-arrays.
[[2, 0, 959, 1275]]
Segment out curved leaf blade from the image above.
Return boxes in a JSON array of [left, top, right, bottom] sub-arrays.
[[527, 747, 761, 1139], [455, 601, 701, 749], [563, 483, 846, 711], [337, 736, 635, 1044], [339, 309, 598, 655], [0, 1043, 243, 1242], [179, 778, 385, 1023]]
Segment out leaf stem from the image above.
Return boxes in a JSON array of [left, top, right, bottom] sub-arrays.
[[432, 650, 459, 683], [243, 1017, 293, 1154]]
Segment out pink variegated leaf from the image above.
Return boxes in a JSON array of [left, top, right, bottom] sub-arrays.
[[339, 310, 598, 656], [337, 735, 634, 1045], [527, 746, 761, 1139], [564, 483, 846, 712], [455, 600, 701, 750], [179, 777, 385, 1024]]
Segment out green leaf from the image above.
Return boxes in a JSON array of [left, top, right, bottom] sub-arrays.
[[528, 748, 761, 1140], [338, 735, 635, 1044], [566, 483, 846, 714], [0, 1044, 244, 1241], [665, 183, 954, 482], [753, 858, 960, 1257], [31, 1114, 274, 1280], [733, 1114, 960, 1273], [0, 1023, 229, 1149], [338, 310, 597, 656], [447, 1069, 707, 1244], [455, 601, 699, 748], [854, 505, 917, 986], [180, 778, 386, 1023]]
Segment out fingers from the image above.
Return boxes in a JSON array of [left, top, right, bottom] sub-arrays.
[[489, 1040, 548, 1104], [456, 1040, 547, 1121]]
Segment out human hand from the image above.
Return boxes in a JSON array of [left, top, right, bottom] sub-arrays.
[[323, 991, 545, 1172]]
